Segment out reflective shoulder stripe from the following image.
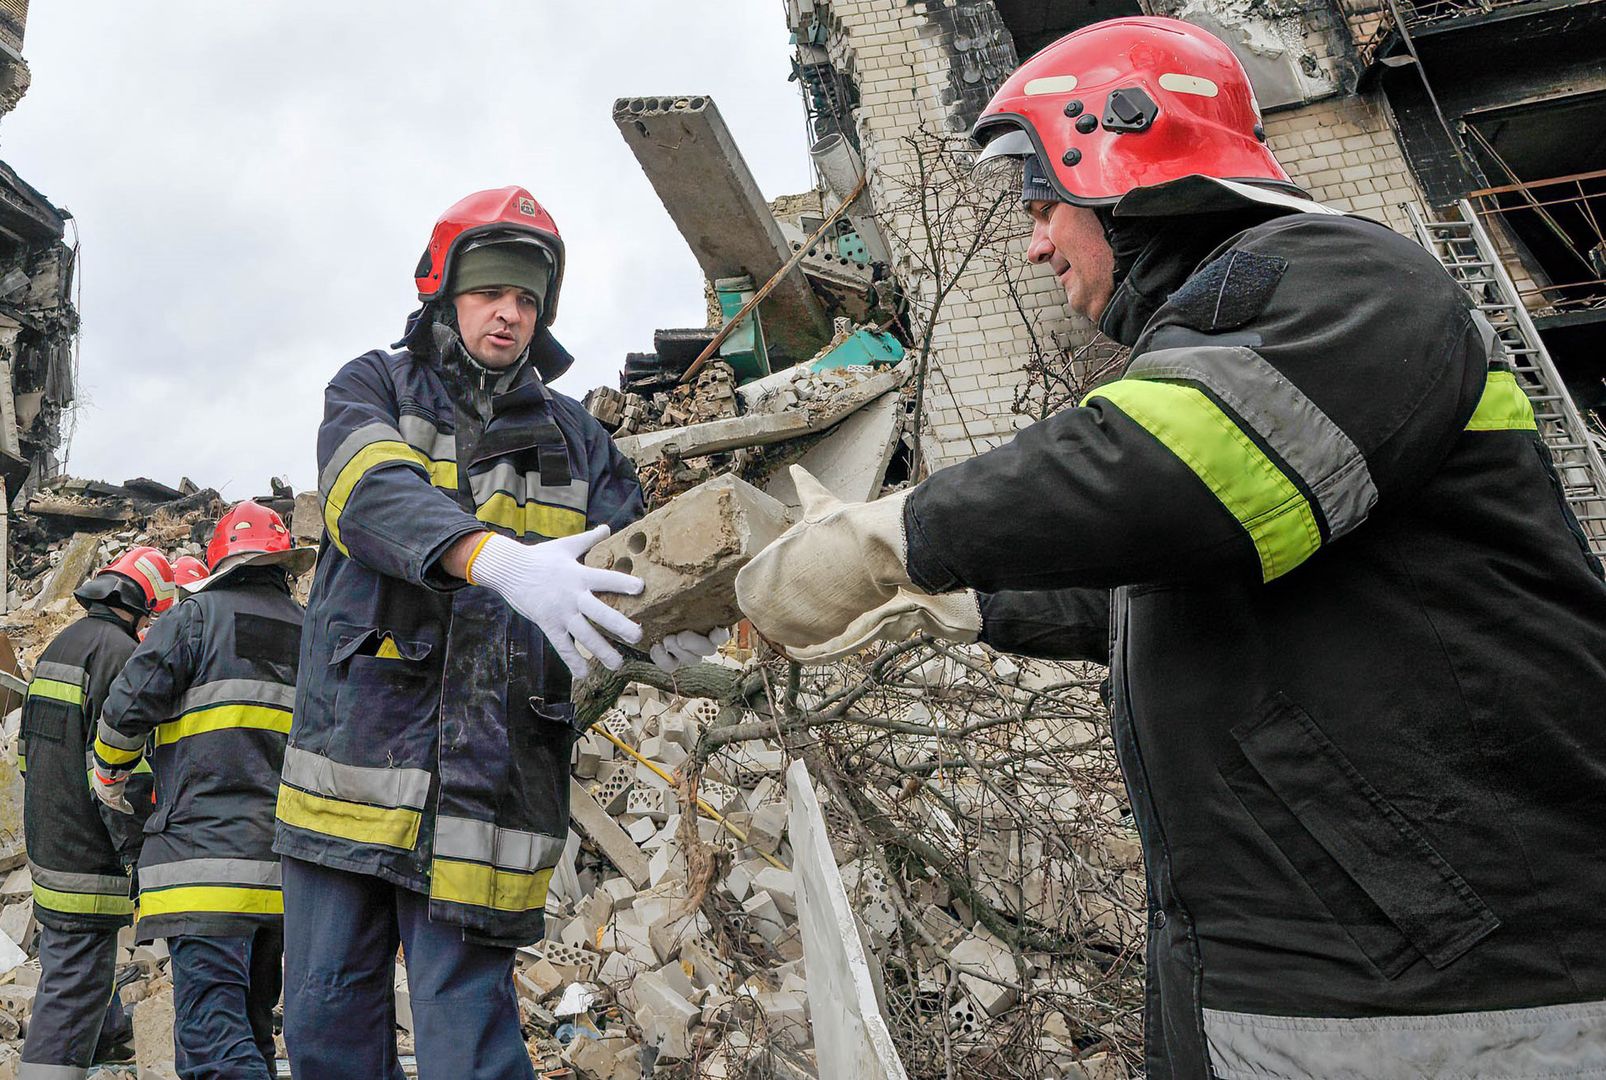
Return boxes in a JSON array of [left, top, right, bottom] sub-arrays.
[[1465, 370, 1537, 432], [27, 678, 84, 707], [280, 745, 432, 810], [137, 884, 283, 919], [475, 493, 587, 540], [434, 816, 566, 874], [1086, 379, 1322, 582], [276, 784, 423, 851], [319, 420, 432, 555], [177, 679, 296, 714], [32, 881, 134, 916], [430, 858, 552, 914], [152, 704, 291, 749], [138, 857, 281, 890], [1127, 345, 1379, 541], [33, 660, 88, 685]]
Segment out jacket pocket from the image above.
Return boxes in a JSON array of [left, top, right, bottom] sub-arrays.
[[1221, 694, 1499, 978], [21, 699, 70, 745], [328, 624, 439, 762]]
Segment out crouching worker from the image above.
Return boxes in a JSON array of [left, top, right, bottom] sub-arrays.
[[93, 502, 311, 1080], [20, 548, 173, 1079]]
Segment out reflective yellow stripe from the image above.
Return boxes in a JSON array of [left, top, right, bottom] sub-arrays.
[[475, 493, 587, 540], [93, 737, 144, 766], [153, 704, 291, 749], [323, 440, 431, 555], [1465, 371, 1538, 432], [1087, 379, 1322, 582], [276, 784, 422, 850], [32, 882, 134, 916], [137, 885, 283, 918], [27, 678, 84, 706], [429, 460, 459, 489], [429, 857, 553, 913]]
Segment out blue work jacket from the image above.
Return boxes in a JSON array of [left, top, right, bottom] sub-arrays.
[[275, 317, 643, 945]]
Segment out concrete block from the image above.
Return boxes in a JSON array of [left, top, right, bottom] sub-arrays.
[[949, 933, 1018, 1017], [742, 890, 786, 945], [648, 910, 710, 965], [569, 780, 650, 888], [536, 940, 598, 983], [394, 964, 413, 1034], [592, 769, 635, 815], [753, 866, 797, 916], [0, 898, 33, 952], [697, 779, 741, 815], [290, 490, 324, 546], [747, 803, 787, 854], [0, 866, 28, 903], [637, 735, 687, 772], [626, 816, 657, 844], [648, 840, 687, 888], [625, 785, 670, 823], [765, 391, 904, 507], [584, 474, 791, 645], [753, 988, 811, 1049], [681, 938, 737, 993]]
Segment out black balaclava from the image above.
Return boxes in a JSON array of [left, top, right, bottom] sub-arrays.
[[425, 301, 530, 424]]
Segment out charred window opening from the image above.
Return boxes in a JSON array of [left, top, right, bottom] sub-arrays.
[[994, 0, 1145, 60]]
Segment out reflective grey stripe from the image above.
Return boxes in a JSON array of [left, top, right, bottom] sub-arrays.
[[177, 678, 296, 714], [318, 419, 409, 496], [32, 660, 87, 685], [95, 716, 146, 752], [1204, 999, 1606, 1080], [281, 745, 432, 810], [1127, 345, 1380, 540], [434, 815, 565, 872], [27, 860, 129, 896], [139, 857, 281, 890], [397, 414, 456, 463], [19, 1062, 91, 1079], [469, 462, 589, 512]]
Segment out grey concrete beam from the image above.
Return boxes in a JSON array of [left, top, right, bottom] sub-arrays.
[[613, 95, 830, 365]]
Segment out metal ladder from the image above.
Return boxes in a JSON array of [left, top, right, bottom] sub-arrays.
[[1408, 199, 1606, 557]]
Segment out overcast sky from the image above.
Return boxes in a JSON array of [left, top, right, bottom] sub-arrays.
[[0, 2, 813, 497]]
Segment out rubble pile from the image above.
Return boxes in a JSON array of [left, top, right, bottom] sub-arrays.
[[487, 637, 1142, 1079]]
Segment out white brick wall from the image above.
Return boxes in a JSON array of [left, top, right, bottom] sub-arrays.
[[1262, 93, 1424, 234]]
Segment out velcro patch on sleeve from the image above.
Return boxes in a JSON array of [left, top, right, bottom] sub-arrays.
[[1167, 249, 1288, 332]]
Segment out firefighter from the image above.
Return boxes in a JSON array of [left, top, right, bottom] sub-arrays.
[[276, 187, 719, 1079], [738, 17, 1606, 1078], [18, 546, 173, 1080], [92, 502, 310, 1080], [172, 554, 210, 590]]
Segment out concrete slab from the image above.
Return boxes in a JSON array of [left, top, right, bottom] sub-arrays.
[[787, 759, 908, 1079], [613, 95, 829, 365], [765, 391, 904, 507], [570, 780, 651, 888]]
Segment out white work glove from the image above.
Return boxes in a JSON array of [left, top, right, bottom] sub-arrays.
[[91, 768, 133, 815], [735, 466, 912, 648], [790, 588, 981, 663], [468, 527, 644, 679], [650, 627, 731, 673]]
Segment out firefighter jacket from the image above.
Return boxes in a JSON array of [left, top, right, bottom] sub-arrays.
[[907, 210, 1606, 1078], [93, 569, 302, 940], [274, 314, 644, 946], [20, 605, 149, 932]]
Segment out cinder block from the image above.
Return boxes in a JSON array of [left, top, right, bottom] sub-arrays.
[[584, 475, 791, 644]]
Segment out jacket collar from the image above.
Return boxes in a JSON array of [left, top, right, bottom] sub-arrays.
[[396, 302, 575, 384]]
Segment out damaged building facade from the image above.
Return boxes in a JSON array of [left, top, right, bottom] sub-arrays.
[[0, 0, 82, 549]]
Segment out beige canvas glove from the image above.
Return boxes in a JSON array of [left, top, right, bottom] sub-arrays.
[[790, 587, 982, 663], [735, 466, 913, 648]]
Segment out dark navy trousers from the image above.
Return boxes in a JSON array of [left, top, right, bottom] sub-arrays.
[[20, 924, 128, 1078], [168, 927, 283, 1080], [281, 856, 535, 1080]]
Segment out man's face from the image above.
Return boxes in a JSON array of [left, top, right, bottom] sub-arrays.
[[453, 286, 540, 369], [1026, 200, 1116, 323]]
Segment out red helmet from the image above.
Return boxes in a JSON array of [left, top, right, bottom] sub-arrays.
[[172, 555, 210, 587], [972, 17, 1294, 208], [414, 187, 566, 325], [207, 501, 292, 570], [86, 546, 176, 616]]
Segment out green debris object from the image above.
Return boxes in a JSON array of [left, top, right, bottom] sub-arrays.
[[713, 275, 772, 383], [810, 329, 905, 372]]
